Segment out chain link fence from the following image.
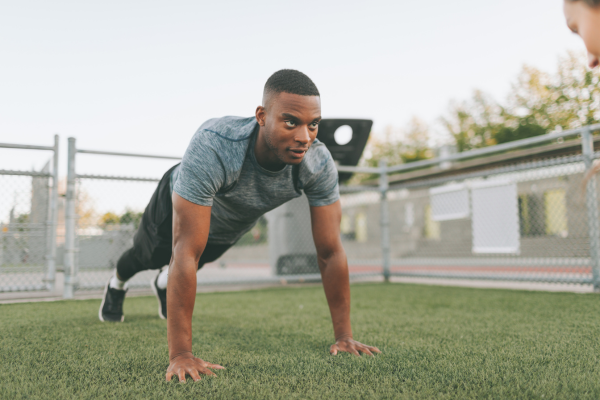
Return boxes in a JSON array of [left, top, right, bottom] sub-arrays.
[[73, 176, 162, 290], [339, 188, 384, 278], [385, 154, 593, 283], [6, 124, 599, 299], [0, 137, 59, 293], [63, 124, 600, 297], [378, 125, 600, 288], [72, 174, 279, 291]]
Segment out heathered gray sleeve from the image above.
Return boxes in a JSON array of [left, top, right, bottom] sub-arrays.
[[302, 145, 340, 207], [173, 130, 225, 207]]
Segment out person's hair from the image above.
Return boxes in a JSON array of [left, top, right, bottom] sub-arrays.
[[567, 0, 600, 7], [263, 69, 320, 106]]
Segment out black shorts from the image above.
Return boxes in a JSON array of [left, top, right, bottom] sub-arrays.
[[116, 164, 232, 281]]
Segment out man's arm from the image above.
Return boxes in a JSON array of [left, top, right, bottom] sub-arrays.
[[310, 200, 381, 356], [165, 193, 224, 382]]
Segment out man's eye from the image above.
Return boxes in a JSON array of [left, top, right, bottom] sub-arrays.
[[310, 122, 319, 128], [285, 121, 296, 127]]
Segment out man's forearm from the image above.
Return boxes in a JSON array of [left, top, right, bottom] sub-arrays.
[[319, 250, 352, 340], [167, 255, 199, 360]]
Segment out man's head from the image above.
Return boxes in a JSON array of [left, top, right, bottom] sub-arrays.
[[255, 69, 321, 170], [564, 0, 600, 68]]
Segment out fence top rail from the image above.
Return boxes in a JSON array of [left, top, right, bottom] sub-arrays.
[[0, 169, 52, 177], [386, 124, 600, 174], [337, 165, 380, 174], [388, 153, 584, 191], [76, 148, 182, 161], [335, 123, 600, 175], [76, 174, 160, 182], [0, 142, 54, 151], [339, 185, 380, 193]]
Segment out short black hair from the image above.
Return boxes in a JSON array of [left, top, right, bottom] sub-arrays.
[[263, 69, 320, 106]]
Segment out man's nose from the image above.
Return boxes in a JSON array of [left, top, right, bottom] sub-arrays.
[[295, 126, 311, 145], [588, 53, 599, 69]]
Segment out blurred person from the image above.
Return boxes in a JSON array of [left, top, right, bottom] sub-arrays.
[[98, 69, 381, 382], [564, 0, 600, 181], [564, 0, 600, 68]]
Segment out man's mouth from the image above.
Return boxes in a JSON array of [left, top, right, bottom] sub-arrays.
[[288, 148, 308, 158]]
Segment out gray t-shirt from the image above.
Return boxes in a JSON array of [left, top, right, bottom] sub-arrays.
[[171, 116, 339, 245]]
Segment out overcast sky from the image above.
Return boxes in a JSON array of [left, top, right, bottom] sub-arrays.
[[0, 0, 586, 178]]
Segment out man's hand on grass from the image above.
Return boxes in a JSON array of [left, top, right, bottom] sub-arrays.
[[330, 337, 381, 357], [166, 352, 224, 382]]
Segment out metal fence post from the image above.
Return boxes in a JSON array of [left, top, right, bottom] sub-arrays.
[[379, 160, 390, 282], [44, 134, 59, 291], [581, 127, 600, 291], [64, 137, 77, 298]]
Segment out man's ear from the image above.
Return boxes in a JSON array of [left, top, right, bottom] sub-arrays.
[[255, 106, 266, 126]]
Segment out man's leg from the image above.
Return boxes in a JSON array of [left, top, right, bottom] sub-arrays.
[[151, 242, 232, 319], [99, 164, 179, 322], [111, 248, 147, 287]]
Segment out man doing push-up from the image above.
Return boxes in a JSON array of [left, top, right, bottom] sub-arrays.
[[99, 69, 380, 382]]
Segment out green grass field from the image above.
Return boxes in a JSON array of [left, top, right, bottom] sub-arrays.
[[2, 283, 600, 399]]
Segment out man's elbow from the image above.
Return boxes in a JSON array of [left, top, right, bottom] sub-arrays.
[[316, 244, 346, 270]]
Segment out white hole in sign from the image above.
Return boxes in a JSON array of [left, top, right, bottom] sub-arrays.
[[334, 125, 353, 145]]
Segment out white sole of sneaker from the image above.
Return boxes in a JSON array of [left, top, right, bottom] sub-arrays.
[[99, 279, 125, 322], [151, 276, 166, 320]]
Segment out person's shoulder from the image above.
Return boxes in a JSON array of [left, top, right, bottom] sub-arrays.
[[183, 116, 255, 178], [197, 116, 257, 142], [300, 139, 335, 176]]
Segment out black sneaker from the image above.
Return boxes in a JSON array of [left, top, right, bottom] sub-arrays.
[[99, 278, 127, 322], [152, 271, 167, 320]]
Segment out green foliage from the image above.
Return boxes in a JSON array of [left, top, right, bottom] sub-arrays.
[[509, 52, 600, 131], [99, 209, 144, 229], [443, 51, 599, 152], [120, 210, 144, 228], [14, 213, 30, 232], [100, 212, 120, 227], [495, 122, 547, 145], [365, 117, 433, 168], [351, 118, 433, 183], [15, 213, 29, 224], [357, 52, 599, 176], [3, 284, 600, 399], [442, 91, 509, 152]]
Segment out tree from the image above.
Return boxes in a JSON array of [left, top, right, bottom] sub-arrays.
[[347, 52, 598, 185], [119, 209, 143, 228], [99, 212, 120, 227], [348, 117, 433, 184], [508, 51, 600, 131], [442, 91, 506, 152], [443, 52, 600, 152], [98, 210, 143, 229], [364, 117, 433, 168], [73, 183, 97, 230]]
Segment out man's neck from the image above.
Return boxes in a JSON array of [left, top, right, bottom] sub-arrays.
[[254, 128, 286, 172]]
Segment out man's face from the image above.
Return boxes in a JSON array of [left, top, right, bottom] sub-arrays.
[[256, 92, 321, 166], [564, 1, 600, 68]]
